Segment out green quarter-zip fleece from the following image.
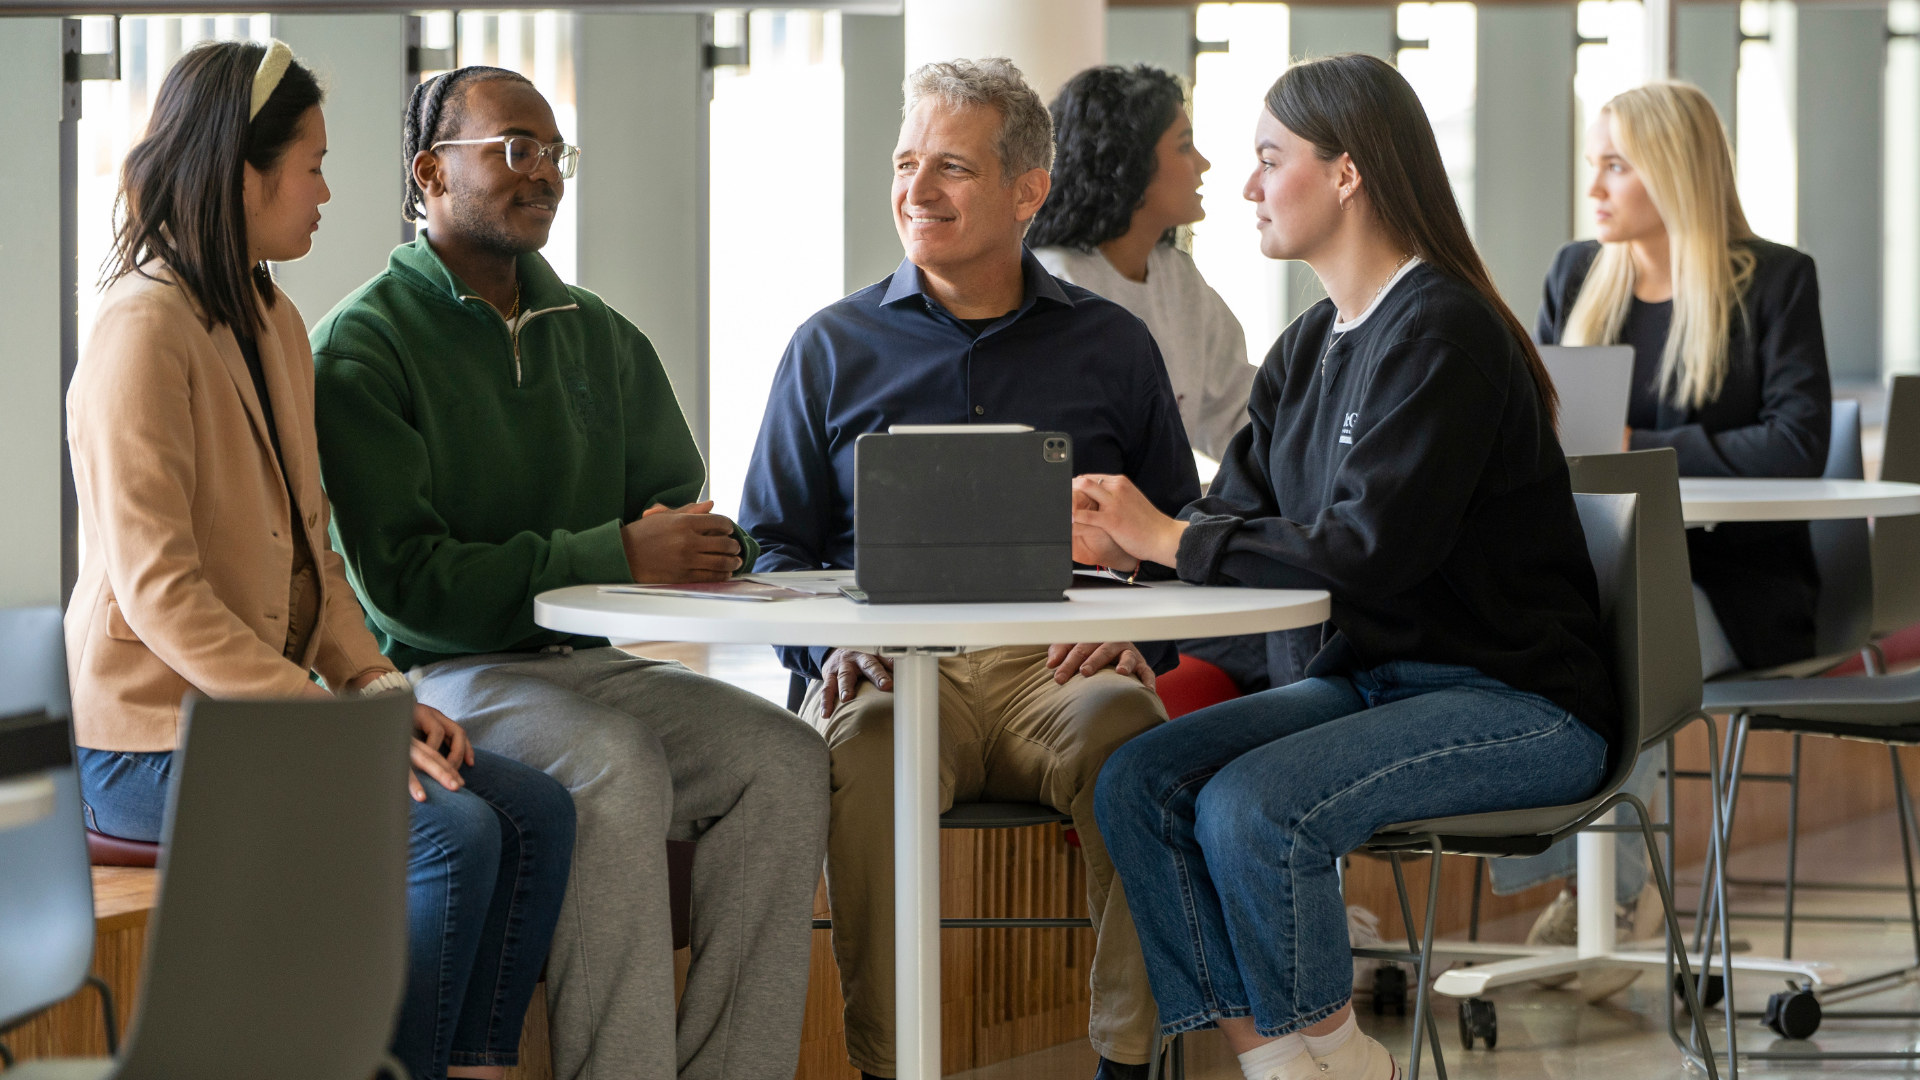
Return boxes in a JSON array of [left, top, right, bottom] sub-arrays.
[[310, 233, 755, 671]]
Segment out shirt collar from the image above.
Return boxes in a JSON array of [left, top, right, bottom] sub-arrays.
[[879, 246, 1074, 323]]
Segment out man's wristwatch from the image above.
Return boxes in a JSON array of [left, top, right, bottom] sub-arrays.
[[358, 671, 413, 698]]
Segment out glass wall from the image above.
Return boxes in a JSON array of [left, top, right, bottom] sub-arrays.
[[1736, 0, 1796, 245], [1396, 2, 1477, 236], [706, 10, 845, 520], [455, 10, 580, 283], [1571, 0, 1644, 241]]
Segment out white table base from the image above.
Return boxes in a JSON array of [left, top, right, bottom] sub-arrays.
[[1427, 828, 1840, 998], [887, 647, 954, 1080]]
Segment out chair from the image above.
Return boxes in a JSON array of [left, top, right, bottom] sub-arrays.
[[1354, 483, 1724, 1080], [1869, 377, 1920, 646], [9, 694, 415, 1080], [1154, 654, 1243, 719], [0, 607, 116, 1068]]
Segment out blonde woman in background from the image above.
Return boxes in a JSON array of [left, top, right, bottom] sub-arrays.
[[1489, 81, 1831, 999]]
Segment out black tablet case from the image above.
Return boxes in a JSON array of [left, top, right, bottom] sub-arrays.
[[853, 431, 1073, 603]]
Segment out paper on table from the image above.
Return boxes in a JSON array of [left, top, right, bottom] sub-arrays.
[[598, 581, 828, 603], [740, 569, 854, 596]]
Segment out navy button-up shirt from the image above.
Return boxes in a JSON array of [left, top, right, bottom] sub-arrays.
[[739, 249, 1202, 678]]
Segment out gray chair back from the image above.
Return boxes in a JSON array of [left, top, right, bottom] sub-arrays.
[[1566, 449, 1705, 746], [1872, 376, 1920, 636], [1374, 492, 1645, 841], [0, 607, 94, 1032], [112, 695, 413, 1080], [1812, 399, 1873, 656]]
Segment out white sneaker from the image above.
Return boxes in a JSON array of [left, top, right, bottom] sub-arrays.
[[1310, 1033, 1400, 1080], [1525, 888, 1579, 988], [1349, 905, 1392, 993]]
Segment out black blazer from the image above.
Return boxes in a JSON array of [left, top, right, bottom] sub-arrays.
[[1538, 238, 1833, 670]]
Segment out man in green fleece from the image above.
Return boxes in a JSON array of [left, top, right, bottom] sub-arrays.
[[310, 66, 828, 1080]]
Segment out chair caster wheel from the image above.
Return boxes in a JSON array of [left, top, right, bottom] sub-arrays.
[[1458, 997, 1497, 1050], [1672, 972, 1725, 1009], [1764, 986, 1822, 1040], [1371, 965, 1407, 1017]]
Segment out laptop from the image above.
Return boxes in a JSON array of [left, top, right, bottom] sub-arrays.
[[852, 425, 1073, 604], [1541, 344, 1636, 456]]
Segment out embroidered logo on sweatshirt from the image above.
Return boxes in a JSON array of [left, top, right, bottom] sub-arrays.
[[1339, 412, 1359, 445]]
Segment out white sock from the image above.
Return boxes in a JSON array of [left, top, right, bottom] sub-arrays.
[[1302, 1011, 1359, 1057], [1238, 1033, 1309, 1080]]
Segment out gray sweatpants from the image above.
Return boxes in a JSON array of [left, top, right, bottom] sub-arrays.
[[412, 647, 829, 1080]]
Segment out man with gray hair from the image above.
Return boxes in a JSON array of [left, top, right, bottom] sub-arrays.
[[738, 58, 1199, 1080]]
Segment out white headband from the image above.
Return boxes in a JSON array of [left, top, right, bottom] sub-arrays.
[[249, 39, 294, 121]]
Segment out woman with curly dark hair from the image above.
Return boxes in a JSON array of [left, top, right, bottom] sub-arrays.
[[1032, 65, 1254, 463]]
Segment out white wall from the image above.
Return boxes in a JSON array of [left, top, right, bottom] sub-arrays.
[[1677, 2, 1740, 128], [1475, 5, 1576, 318], [844, 13, 905, 295], [575, 13, 707, 454], [269, 15, 407, 325], [1795, 3, 1886, 382], [1108, 6, 1193, 79], [0, 20, 65, 609]]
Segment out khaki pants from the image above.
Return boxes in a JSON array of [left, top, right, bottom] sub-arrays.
[[803, 645, 1167, 1075]]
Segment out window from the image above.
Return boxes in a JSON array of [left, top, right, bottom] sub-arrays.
[[1572, 0, 1645, 241], [1886, 0, 1920, 376], [75, 15, 273, 354], [1736, 0, 1796, 245], [706, 10, 844, 520], [1396, 3, 1477, 237], [1190, 2, 1289, 362]]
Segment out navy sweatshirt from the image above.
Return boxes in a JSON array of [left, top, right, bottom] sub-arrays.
[[1175, 263, 1619, 741]]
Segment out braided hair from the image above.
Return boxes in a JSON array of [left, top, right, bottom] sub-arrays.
[[402, 65, 532, 222], [1026, 65, 1187, 253]]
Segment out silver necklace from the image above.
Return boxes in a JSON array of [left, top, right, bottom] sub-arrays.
[[1322, 252, 1415, 376]]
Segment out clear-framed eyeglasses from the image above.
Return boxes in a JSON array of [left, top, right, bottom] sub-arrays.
[[431, 135, 581, 180]]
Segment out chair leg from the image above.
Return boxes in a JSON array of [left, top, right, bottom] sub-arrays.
[[1890, 748, 1920, 969], [1626, 791, 1722, 1080], [1146, 1034, 1164, 1080], [1172, 1031, 1186, 1080], [87, 974, 117, 1056], [1693, 714, 1740, 952], [1700, 715, 1753, 967], [1389, 848, 1449, 1080], [1783, 735, 1803, 959], [1468, 857, 1485, 943]]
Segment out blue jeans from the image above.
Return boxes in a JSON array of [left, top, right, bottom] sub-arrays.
[[1094, 661, 1609, 1039], [79, 746, 576, 1079]]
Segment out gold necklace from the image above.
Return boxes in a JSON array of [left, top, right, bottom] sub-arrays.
[[503, 279, 522, 322]]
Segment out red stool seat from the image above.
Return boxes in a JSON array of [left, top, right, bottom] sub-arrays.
[[87, 828, 160, 867], [1156, 654, 1243, 719]]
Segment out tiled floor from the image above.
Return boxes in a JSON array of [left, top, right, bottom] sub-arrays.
[[635, 642, 1920, 1078], [953, 811, 1920, 1080]]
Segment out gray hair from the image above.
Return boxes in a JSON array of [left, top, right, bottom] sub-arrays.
[[902, 58, 1055, 181]]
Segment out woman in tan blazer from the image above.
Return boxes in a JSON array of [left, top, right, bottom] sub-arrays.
[[66, 41, 574, 1080]]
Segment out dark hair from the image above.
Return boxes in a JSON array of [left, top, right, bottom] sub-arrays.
[[1266, 54, 1558, 425], [105, 41, 323, 339], [402, 66, 534, 222], [1027, 65, 1186, 252]]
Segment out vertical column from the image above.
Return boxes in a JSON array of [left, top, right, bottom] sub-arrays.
[[575, 14, 708, 457], [1285, 8, 1396, 316], [1107, 5, 1195, 79], [0, 21, 65, 608], [844, 14, 905, 296], [1677, 3, 1740, 129], [903, 0, 1104, 101], [1645, 0, 1677, 79], [1795, 4, 1885, 383], [269, 16, 408, 322], [1475, 5, 1575, 316]]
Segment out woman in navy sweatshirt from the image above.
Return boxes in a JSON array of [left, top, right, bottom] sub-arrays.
[[1075, 55, 1618, 1080]]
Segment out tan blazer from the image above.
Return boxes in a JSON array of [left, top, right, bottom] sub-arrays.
[[66, 268, 396, 752]]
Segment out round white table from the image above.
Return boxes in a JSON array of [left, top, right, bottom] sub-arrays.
[[535, 578, 1328, 1080], [1680, 478, 1920, 527]]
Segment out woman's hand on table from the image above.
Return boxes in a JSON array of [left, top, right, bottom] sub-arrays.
[[820, 649, 894, 715], [408, 704, 473, 802], [1072, 474, 1188, 570], [622, 500, 744, 583], [1046, 642, 1155, 690]]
